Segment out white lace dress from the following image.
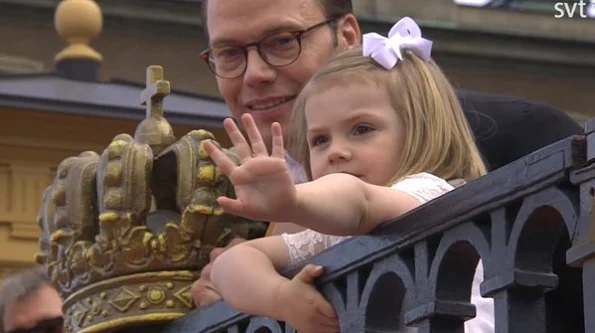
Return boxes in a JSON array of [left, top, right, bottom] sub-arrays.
[[281, 172, 494, 333]]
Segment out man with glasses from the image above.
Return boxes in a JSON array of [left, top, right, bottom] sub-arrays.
[[0, 267, 63, 333], [191, 0, 361, 308], [192, 0, 583, 320], [198, 0, 360, 175]]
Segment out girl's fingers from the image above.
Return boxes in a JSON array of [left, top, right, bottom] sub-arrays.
[[314, 314, 340, 332], [241, 114, 269, 157], [270, 122, 285, 159], [204, 140, 238, 177], [216, 197, 245, 216], [223, 118, 253, 162], [317, 300, 337, 319]]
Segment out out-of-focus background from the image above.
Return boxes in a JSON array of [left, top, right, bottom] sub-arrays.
[[0, 0, 593, 280]]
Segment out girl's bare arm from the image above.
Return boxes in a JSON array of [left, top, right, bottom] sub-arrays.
[[288, 173, 422, 236], [210, 236, 292, 318]]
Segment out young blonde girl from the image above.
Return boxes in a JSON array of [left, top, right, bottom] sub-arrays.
[[204, 17, 493, 333]]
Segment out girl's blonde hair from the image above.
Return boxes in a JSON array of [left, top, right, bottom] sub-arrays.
[[289, 46, 487, 184]]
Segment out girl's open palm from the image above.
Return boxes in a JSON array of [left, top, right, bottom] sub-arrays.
[[204, 114, 297, 222]]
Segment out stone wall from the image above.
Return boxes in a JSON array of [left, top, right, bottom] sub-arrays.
[[1, 0, 593, 120], [0, 4, 219, 96], [355, 0, 595, 41]]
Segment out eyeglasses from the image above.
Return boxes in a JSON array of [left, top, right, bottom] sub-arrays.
[[7, 316, 64, 333], [200, 18, 337, 79]]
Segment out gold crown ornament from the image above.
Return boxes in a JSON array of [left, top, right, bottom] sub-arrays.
[[35, 66, 267, 333]]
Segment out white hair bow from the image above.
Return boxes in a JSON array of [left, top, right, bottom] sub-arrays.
[[362, 17, 433, 70]]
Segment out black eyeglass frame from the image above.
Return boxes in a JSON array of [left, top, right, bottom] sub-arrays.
[[200, 18, 338, 79]]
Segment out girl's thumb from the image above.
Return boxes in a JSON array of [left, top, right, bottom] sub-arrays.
[[295, 264, 324, 283]]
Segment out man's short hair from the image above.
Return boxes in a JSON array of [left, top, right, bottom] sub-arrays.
[[200, 0, 354, 38], [0, 267, 53, 333]]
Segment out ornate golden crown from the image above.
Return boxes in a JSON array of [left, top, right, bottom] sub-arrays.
[[35, 66, 266, 333]]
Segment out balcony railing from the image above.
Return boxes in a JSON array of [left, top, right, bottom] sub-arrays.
[[151, 120, 595, 332]]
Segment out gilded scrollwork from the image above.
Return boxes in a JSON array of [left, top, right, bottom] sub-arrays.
[[61, 271, 196, 332], [35, 65, 268, 333]]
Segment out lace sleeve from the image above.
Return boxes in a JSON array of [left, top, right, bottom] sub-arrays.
[[281, 230, 349, 266], [391, 172, 456, 203]]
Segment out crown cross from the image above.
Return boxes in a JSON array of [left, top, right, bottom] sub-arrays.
[[140, 65, 171, 118]]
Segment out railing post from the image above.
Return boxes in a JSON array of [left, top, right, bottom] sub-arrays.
[[404, 241, 475, 333], [482, 201, 561, 333], [568, 119, 595, 333], [567, 173, 595, 333]]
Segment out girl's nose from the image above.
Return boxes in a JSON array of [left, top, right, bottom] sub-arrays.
[[327, 143, 352, 164]]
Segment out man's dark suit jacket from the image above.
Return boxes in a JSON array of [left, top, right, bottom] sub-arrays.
[[457, 89, 583, 170], [457, 89, 584, 332]]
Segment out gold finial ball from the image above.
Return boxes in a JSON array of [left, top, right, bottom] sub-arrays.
[[55, 0, 102, 41], [54, 0, 103, 62]]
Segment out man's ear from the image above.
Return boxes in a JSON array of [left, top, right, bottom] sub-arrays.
[[336, 14, 361, 49]]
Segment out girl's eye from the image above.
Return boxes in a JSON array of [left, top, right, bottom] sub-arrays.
[[353, 125, 374, 135], [311, 135, 328, 147]]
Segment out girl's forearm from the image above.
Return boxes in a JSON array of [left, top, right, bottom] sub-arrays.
[[289, 173, 369, 236], [288, 174, 421, 236], [210, 245, 290, 320]]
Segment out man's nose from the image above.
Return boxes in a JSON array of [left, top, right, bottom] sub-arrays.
[[243, 48, 276, 86]]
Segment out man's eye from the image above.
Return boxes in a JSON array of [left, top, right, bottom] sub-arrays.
[[213, 47, 242, 60]]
